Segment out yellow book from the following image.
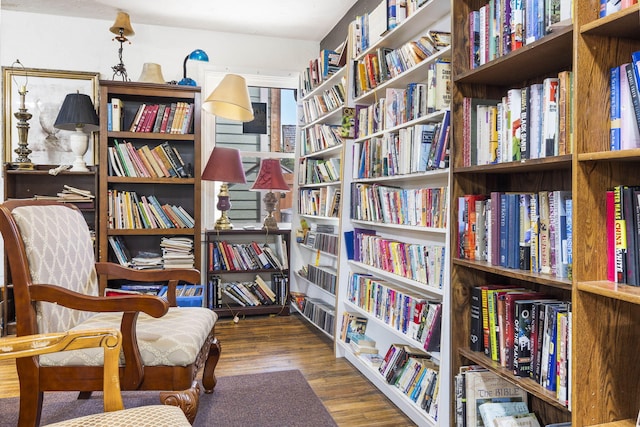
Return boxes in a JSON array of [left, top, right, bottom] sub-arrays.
[[140, 145, 165, 177]]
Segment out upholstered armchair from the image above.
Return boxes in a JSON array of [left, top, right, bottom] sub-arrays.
[[0, 200, 220, 426], [0, 329, 191, 426]]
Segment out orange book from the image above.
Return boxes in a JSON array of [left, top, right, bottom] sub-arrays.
[[140, 145, 165, 177], [150, 146, 173, 177]]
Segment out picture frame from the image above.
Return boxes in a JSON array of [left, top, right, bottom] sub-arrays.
[[3, 67, 99, 166]]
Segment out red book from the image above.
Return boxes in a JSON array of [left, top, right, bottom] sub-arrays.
[[503, 291, 546, 370], [606, 190, 615, 282]]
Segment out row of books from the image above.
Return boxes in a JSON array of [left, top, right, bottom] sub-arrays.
[[298, 187, 341, 218], [600, 0, 636, 18], [211, 274, 284, 307], [291, 293, 336, 336], [302, 264, 337, 295], [457, 191, 573, 279], [610, 51, 640, 151], [107, 189, 195, 230], [378, 343, 440, 417], [355, 80, 449, 141], [303, 231, 339, 256], [352, 37, 449, 99], [300, 123, 343, 156], [469, 285, 572, 408], [346, 273, 442, 352], [161, 237, 195, 269], [109, 139, 189, 178], [469, 0, 571, 70], [207, 239, 286, 272], [350, 182, 448, 229], [108, 99, 194, 134], [299, 47, 347, 98], [455, 366, 540, 427], [354, 110, 450, 178], [349, 228, 446, 289], [461, 71, 572, 167], [348, 0, 430, 59], [606, 185, 640, 286], [300, 78, 347, 124], [298, 157, 341, 186]]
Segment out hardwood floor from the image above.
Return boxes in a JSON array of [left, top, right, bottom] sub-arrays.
[[0, 313, 416, 426]]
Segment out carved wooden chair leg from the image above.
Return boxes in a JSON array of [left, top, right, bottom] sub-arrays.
[[160, 381, 201, 425], [202, 337, 221, 393]]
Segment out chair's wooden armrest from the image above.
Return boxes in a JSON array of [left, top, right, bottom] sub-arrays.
[[95, 262, 201, 307], [30, 284, 169, 318], [0, 329, 125, 412]]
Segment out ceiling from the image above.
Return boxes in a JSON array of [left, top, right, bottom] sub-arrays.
[[1, 0, 358, 42]]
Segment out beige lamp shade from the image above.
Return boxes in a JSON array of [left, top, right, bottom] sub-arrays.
[[109, 12, 135, 36], [202, 74, 254, 122], [138, 63, 166, 84]]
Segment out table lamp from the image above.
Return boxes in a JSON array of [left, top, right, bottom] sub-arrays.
[[250, 158, 290, 231], [53, 92, 99, 172], [178, 49, 209, 86], [109, 11, 135, 81], [202, 146, 246, 230], [11, 59, 34, 170], [202, 74, 254, 122]]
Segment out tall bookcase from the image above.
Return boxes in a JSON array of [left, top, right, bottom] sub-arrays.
[[98, 81, 201, 290], [292, 1, 453, 425], [337, 2, 452, 426], [573, 4, 640, 426], [450, 1, 574, 425], [290, 64, 347, 339]]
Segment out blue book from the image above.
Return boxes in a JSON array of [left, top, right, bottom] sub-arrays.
[[507, 193, 520, 269], [499, 193, 509, 267], [611, 65, 622, 150]]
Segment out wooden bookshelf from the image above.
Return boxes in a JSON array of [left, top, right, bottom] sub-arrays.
[[97, 81, 201, 290], [204, 227, 290, 317], [573, 3, 640, 426]]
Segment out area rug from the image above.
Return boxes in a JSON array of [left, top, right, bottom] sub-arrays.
[[0, 369, 337, 427]]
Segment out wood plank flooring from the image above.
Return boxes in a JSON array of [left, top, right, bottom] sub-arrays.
[[0, 313, 416, 426]]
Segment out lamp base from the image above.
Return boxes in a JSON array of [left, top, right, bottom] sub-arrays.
[[261, 214, 280, 232], [214, 212, 234, 230], [261, 191, 280, 232], [69, 130, 90, 172], [13, 161, 35, 171]]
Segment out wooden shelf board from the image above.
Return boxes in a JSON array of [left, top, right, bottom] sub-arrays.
[[453, 259, 573, 290], [107, 228, 195, 236], [454, 26, 573, 86], [576, 280, 640, 305], [588, 419, 636, 427], [458, 348, 571, 413], [213, 304, 289, 318], [580, 4, 640, 39], [578, 149, 640, 162], [107, 177, 195, 184], [454, 155, 572, 174]]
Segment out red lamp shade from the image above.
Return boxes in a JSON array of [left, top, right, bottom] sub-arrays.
[[250, 159, 289, 191], [201, 146, 246, 184]]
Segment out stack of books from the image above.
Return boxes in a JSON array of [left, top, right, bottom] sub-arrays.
[[161, 237, 194, 269]]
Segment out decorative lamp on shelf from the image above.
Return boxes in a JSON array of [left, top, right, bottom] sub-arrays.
[[250, 158, 290, 232], [10, 59, 34, 170], [201, 146, 246, 230], [138, 63, 166, 84], [109, 11, 135, 81], [178, 49, 209, 86], [53, 92, 99, 172], [202, 74, 254, 122]]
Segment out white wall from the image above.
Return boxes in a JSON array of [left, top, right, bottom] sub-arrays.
[[0, 10, 318, 284], [0, 11, 318, 83]]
